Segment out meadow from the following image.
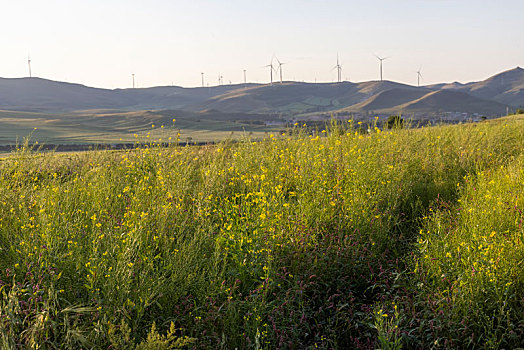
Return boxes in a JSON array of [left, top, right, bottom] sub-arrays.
[[0, 109, 278, 145], [0, 116, 522, 349]]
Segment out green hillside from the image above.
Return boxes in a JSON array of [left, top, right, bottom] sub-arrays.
[[0, 109, 279, 145], [0, 116, 522, 348]]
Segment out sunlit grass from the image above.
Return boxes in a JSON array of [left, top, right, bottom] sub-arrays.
[[418, 155, 524, 347], [0, 117, 522, 348]]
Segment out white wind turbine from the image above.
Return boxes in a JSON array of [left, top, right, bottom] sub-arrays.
[[416, 67, 423, 87], [375, 54, 390, 81], [28, 55, 32, 78], [264, 58, 277, 85], [332, 54, 342, 83], [275, 56, 286, 84]]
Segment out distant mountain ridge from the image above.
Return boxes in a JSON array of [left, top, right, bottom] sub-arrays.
[[1, 67, 523, 117]]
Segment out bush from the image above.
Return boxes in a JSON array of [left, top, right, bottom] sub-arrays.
[[385, 115, 404, 129]]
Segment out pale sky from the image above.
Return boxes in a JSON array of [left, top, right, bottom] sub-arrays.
[[1, 0, 523, 89]]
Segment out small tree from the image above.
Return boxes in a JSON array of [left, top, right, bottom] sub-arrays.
[[516, 108, 524, 115], [386, 115, 404, 129]]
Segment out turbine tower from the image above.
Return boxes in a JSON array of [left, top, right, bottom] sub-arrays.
[[416, 67, 423, 87], [332, 54, 342, 83], [375, 55, 389, 81], [201, 72, 204, 87], [132, 73, 135, 88], [28, 55, 32, 78], [264, 58, 276, 85], [243, 69, 247, 88], [275, 56, 285, 84]]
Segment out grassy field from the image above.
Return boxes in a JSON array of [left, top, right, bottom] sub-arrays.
[[0, 116, 523, 349], [0, 109, 278, 145]]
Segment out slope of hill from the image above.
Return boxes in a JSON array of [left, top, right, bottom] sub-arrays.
[[342, 88, 432, 112], [0, 78, 129, 111], [463, 67, 524, 106], [425, 67, 524, 107], [190, 80, 422, 114], [191, 82, 355, 114], [396, 89, 507, 114], [0, 108, 279, 145], [0, 78, 253, 112], [426, 81, 466, 90]]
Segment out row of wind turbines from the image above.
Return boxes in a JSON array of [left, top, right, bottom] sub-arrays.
[[25, 54, 423, 88], [124, 54, 422, 88], [195, 54, 424, 88]]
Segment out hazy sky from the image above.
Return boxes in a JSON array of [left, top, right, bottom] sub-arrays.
[[1, 0, 523, 89]]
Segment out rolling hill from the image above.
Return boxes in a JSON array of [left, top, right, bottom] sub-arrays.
[[426, 67, 524, 107], [1, 68, 523, 116], [1, 67, 523, 144], [0, 77, 253, 112], [337, 88, 507, 115], [459, 67, 524, 106], [396, 89, 507, 114], [189, 80, 424, 115]]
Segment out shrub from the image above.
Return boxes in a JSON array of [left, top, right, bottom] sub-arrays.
[[385, 115, 404, 129]]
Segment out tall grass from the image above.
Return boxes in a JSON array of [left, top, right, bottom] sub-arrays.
[[0, 117, 522, 349], [417, 155, 524, 348]]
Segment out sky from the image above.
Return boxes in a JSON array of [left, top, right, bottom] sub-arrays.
[[1, 0, 523, 89]]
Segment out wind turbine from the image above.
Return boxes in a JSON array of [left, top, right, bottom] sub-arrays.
[[243, 69, 247, 88], [27, 55, 32, 78], [416, 67, 423, 87], [264, 58, 276, 85], [275, 56, 286, 84], [201, 72, 204, 87], [332, 54, 342, 83], [132, 73, 135, 88], [375, 54, 389, 81]]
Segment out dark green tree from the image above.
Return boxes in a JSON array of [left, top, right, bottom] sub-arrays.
[[385, 115, 404, 129]]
